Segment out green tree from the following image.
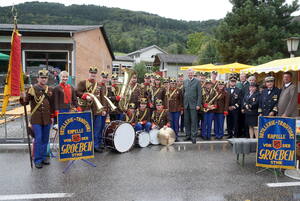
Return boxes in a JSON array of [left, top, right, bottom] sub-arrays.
[[133, 62, 147, 83], [216, 0, 300, 64]]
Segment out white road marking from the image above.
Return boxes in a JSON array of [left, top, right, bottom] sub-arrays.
[[266, 182, 300, 188], [174, 141, 228, 144], [0, 193, 74, 200]]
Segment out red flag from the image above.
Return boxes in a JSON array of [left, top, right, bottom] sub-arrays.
[[10, 30, 22, 96]]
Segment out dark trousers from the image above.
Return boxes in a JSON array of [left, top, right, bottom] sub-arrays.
[[110, 113, 124, 121], [169, 111, 181, 138], [32, 124, 51, 164], [227, 109, 239, 137], [184, 109, 198, 139], [214, 113, 225, 138], [180, 113, 184, 132], [238, 112, 249, 138], [93, 115, 106, 148], [202, 112, 214, 139]]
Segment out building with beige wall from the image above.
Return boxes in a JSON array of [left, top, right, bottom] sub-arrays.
[[0, 24, 114, 86]]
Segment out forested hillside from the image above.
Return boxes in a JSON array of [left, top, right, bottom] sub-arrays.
[[0, 2, 220, 53]]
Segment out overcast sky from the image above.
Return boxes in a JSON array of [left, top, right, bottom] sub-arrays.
[[1, 0, 300, 21]]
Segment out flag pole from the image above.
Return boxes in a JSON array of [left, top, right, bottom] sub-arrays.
[[12, 5, 33, 169]]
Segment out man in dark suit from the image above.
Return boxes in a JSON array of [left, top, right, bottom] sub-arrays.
[[183, 69, 202, 144], [226, 75, 241, 138], [258, 76, 281, 116]]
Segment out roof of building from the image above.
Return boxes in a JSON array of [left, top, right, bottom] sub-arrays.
[[155, 53, 198, 64], [115, 55, 134, 62], [0, 24, 115, 60], [127, 45, 167, 56]]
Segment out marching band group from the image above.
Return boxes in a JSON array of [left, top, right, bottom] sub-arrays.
[[20, 65, 298, 168]]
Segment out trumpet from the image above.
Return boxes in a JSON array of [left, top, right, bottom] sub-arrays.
[[104, 95, 117, 111], [203, 90, 221, 112], [78, 93, 104, 113]]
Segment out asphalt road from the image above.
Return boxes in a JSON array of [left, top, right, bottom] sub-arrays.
[[0, 142, 300, 201]]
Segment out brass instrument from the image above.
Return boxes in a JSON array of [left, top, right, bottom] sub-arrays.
[[78, 93, 104, 113], [104, 95, 117, 111], [158, 127, 176, 146], [203, 89, 221, 112], [118, 68, 136, 111]]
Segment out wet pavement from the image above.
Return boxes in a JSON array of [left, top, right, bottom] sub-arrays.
[[1, 143, 300, 201]]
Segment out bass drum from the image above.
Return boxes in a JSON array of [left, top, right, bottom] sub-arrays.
[[136, 131, 150, 148], [103, 121, 135, 153], [149, 129, 160, 145]]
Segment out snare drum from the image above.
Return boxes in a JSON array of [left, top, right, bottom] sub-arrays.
[[149, 129, 160, 145], [103, 121, 135, 153], [136, 131, 150, 148]]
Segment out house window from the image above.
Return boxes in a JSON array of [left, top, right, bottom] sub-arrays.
[[146, 62, 152, 71]]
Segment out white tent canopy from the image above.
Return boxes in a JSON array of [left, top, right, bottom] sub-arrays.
[[241, 57, 300, 74]]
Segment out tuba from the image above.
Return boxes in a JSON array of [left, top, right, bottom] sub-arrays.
[[118, 68, 136, 111]]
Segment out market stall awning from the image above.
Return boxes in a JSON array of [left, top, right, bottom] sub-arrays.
[[241, 57, 300, 74], [180, 63, 215, 71], [180, 62, 253, 74], [0, 53, 9, 61], [217, 62, 254, 74]]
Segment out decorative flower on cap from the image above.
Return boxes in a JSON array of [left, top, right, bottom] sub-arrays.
[[155, 99, 163, 105], [89, 65, 98, 73], [111, 74, 118, 79], [101, 71, 109, 78], [38, 68, 49, 78], [154, 74, 161, 80], [128, 103, 136, 109], [170, 77, 177, 83], [139, 98, 148, 104]]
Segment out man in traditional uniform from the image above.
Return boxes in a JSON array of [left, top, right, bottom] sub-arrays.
[[202, 79, 218, 140], [151, 99, 170, 129], [211, 71, 219, 90], [149, 74, 166, 109], [141, 73, 151, 103], [125, 103, 137, 127], [135, 98, 152, 132], [226, 75, 241, 138], [20, 69, 53, 169], [167, 78, 183, 141], [258, 76, 281, 116], [110, 73, 123, 121], [128, 74, 142, 108], [177, 73, 185, 132], [76, 66, 104, 153]]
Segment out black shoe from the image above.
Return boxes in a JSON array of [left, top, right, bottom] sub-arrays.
[[42, 158, 50, 165], [202, 136, 207, 140], [94, 148, 103, 153], [227, 136, 233, 139], [192, 138, 197, 144], [175, 138, 179, 142], [35, 163, 43, 169], [184, 137, 191, 141]]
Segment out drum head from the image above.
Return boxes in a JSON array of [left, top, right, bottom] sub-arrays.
[[113, 123, 135, 153], [138, 131, 150, 148], [149, 129, 160, 145]]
